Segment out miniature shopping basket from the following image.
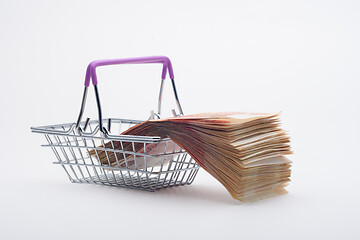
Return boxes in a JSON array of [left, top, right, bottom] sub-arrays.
[[31, 56, 200, 191]]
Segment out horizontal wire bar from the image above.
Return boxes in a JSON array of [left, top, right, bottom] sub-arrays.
[[42, 144, 187, 158], [52, 161, 200, 174], [32, 118, 143, 130], [33, 130, 162, 143], [62, 156, 197, 168], [31, 118, 167, 143]]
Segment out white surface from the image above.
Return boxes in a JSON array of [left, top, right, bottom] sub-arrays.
[[1, 0, 360, 239]]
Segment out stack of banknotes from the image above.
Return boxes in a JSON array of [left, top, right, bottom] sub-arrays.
[[91, 112, 293, 202]]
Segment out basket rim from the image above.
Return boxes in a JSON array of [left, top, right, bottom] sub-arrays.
[[31, 118, 167, 143]]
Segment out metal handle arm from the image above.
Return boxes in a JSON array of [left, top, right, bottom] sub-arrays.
[[76, 56, 183, 135]]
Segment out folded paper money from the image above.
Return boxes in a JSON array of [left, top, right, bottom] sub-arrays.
[[90, 112, 293, 202]]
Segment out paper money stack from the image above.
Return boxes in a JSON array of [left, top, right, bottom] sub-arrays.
[[92, 112, 293, 202]]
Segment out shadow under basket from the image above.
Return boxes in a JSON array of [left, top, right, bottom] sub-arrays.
[[31, 118, 200, 191]]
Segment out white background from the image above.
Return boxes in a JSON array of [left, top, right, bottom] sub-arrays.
[[1, 0, 359, 239]]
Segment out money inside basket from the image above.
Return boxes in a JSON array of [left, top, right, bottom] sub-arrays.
[[89, 139, 181, 170]]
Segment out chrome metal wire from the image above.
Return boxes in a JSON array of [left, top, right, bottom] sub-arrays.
[[32, 118, 200, 191]]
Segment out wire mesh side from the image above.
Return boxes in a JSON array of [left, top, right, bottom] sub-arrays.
[[39, 119, 200, 191]]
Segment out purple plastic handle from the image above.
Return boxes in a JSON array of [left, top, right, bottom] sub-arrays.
[[84, 56, 174, 87]]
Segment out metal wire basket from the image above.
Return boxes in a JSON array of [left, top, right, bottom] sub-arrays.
[[31, 56, 200, 191]]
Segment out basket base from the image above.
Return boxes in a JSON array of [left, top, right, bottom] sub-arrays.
[[69, 170, 199, 191]]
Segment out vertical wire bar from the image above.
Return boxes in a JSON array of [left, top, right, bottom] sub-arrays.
[[109, 140, 127, 186], [131, 142, 144, 188], [45, 134, 74, 182], [165, 151, 182, 187], [173, 153, 188, 186], [146, 135, 156, 176], [187, 168, 199, 184], [88, 122, 111, 184], [90, 138, 111, 184], [101, 139, 119, 186], [62, 130, 87, 182], [86, 123, 104, 183], [143, 142, 151, 189], [71, 131, 94, 183], [185, 155, 200, 185], [189, 159, 200, 184], [178, 154, 190, 185], [54, 135, 80, 181], [82, 137, 103, 184], [120, 141, 134, 186], [171, 160, 187, 187], [161, 141, 177, 188], [89, 124, 111, 183], [154, 141, 168, 189], [182, 157, 196, 185]]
